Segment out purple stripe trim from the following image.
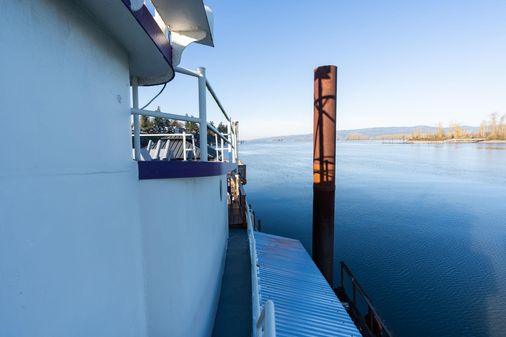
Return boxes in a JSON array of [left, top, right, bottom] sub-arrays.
[[121, 0, 174, 80], [138, 161, 238, 180]]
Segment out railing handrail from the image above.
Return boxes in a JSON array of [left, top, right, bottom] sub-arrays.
[[137, 133, 194, 137], [246, 197, 276, 337], [176, 66, 232, 124], [174, 66, 201, 78], [131, 108, 200, 123], [246, 201, 260, 335], [131, 112, 234, 149], [207, 122, 235, 148], [255, 300, 276, 337], [131, 65, 238, 163], [206, 78, 231, 122], [339, 261, 393, 337]]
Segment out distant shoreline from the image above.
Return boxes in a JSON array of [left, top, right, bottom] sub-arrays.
[[245, 137, 506, 144], [404, 139, 506, 144]]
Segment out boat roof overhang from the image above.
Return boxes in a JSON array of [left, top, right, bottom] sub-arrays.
[[151, 0, 214, 47], [78, 0, 174, 86]]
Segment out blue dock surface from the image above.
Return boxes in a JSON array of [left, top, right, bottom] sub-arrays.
[[254, 232, 362, 337]]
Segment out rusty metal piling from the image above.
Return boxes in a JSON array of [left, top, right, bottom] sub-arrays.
[[312, 65, 337, 285]]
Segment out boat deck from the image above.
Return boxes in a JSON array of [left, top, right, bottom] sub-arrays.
[[212, 229, 252, 337], [254, 231, 362, 337], [228, 201, 244, 227]]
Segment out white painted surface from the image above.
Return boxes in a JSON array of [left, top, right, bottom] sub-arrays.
[[0, 171, 147, 337], [0, 1, 228, 337], [139, 176, 228, 337]]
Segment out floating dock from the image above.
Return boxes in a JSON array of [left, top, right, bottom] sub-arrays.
[[254, 232, 362, 337]]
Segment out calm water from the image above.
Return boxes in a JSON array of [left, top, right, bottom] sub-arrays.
[[241, 140, 506, 337]]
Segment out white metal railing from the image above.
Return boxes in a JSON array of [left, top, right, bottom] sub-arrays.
[[141, 133, 196, 161], [130, 66, 238, 163], [246, 200, 276, 337], [256, 300, 276, 337], [213, 133, 226, 162]]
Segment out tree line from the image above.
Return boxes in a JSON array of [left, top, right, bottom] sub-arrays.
[[136, 107, 228, 135], [409, 113, 506, 141]]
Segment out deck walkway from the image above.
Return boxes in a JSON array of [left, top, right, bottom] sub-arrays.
[[212, 229, 252, 337], [228, 201, 244, 227]]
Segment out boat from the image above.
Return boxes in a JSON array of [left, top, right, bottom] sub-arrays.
[[0, 1, 387, 336]]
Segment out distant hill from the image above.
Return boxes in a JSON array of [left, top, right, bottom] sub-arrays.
[[337, 125, 479, 139], [248, 125, 479, 142]]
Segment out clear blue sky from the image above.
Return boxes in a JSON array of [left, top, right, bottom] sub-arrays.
[[138, 0, 506, 139]]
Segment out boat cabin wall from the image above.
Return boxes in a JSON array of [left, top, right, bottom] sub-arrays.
[[0, 1, 227, 337], [139, 176, 228, 337]]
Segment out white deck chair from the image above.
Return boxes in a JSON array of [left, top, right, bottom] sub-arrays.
[[158, 139, 173, 161], [149, 139, 162, 160], [140, 147, 152, 161]]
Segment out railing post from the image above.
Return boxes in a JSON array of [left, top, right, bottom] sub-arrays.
[[220, 138, 224, 162], [227, 121, 233, 162], [191, 135, 196, 159], [214, 133, 218, 161], [232, 121, 237, 163], [264, 300, 277, 337], [235, 122, 239, 162], [132, 77, 141, 161], [183, 131, 187, 161], [197, 67, 208, 161]]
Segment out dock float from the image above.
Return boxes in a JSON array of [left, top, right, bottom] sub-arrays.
[[253, 232, 362, 337]]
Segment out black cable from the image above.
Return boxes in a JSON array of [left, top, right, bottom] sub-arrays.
[[140, 83, 167, 110]]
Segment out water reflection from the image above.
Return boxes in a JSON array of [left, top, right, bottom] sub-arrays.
[[242, 140, 506, 337]]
